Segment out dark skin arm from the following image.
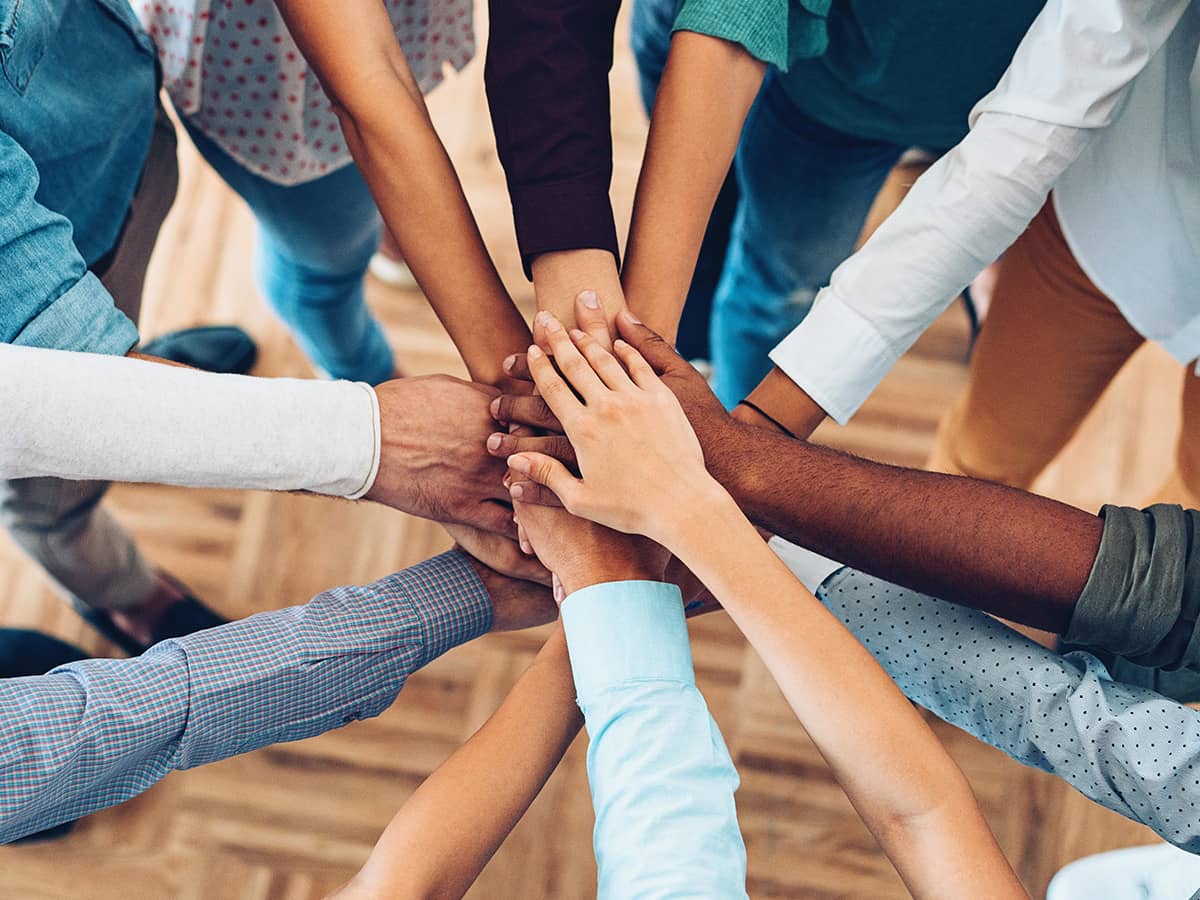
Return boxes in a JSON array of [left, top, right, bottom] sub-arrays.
[[493, 309, 1102, 635]]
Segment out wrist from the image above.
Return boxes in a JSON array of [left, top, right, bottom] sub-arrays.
[[657, 479, 741, 558], [558, 559, 660, 598], [742, 368, 827, 440]]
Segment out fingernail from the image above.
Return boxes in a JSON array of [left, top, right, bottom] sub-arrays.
[[507, 454, 531, 474], [503, 354, 517, 372], [614, 339, 628, 350], [543, 315, 563, 334], [487, 434, 503, 451], [569, 328, 587, 341], [620, 308, 641, 324], [579, 289, 600, 309], [528, 345, 544, 360], [535, 310, 552, 327], [520, 539, 532, 554], [510, 483, 525, 499], [490, 397, 501, 417]]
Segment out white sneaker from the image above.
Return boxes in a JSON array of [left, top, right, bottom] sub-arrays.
[[1047, 843, 1200, 900], [368, 252, 419, 290]]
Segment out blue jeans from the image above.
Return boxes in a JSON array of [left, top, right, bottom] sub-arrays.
[[710, 76, 906, 405], [185, 123, 394, 385]]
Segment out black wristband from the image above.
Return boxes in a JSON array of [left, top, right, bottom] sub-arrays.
[[736, 400, 797, 440]]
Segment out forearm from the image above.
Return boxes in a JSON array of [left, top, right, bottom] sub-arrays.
[[622, 32, 764, 341], [709, 423, 1101, 633], [0, 345, 378, 497], [340, 629, 580, 900], [670, 506, 1018, 897], [276, 0, 530, 382], [0, 552, 491, 842], [812, 565, 1200, 852]]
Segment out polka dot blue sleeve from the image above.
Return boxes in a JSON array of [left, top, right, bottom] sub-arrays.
[[814, 567, 1200, 852]]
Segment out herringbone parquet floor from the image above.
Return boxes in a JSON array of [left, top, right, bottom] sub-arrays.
[[0, 6, 1185, 897]]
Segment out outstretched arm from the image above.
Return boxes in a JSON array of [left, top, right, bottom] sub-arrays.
[[622, 30, 764, 341], [505, 319, 1024, 898], [331, 629, 581, 900], [274, 0, 531, 381]]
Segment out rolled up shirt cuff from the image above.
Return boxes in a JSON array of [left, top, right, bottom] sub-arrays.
[[767, 290, 898, 425], [342, 383, 381, 500], [1065, 504, 1200, 671], [11, 271, 138, 356], [562, 581, 691, 700], [509, 180, 620, 279]]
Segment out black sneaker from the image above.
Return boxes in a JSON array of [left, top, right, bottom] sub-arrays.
[[139, 325, 257, 374]]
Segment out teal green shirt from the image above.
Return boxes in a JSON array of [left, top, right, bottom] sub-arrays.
[[674, 0, 1045, 149]]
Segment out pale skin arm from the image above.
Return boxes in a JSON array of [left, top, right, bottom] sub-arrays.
[[504, 318, 1026, 899], [329, 628, 581, 900], [273, 0, 530, 383], [621, 31, 765, 342]]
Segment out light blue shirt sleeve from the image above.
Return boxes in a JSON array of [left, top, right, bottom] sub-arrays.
[[562, 581, 748, 899], [0, 551, 491, 843], [811, 566, 1200, 852]]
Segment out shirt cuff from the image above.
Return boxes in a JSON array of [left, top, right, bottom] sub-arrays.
[[342, 383, 381, 500], [768, 289, 898, 425], [404, 550, 495, 667], [768, 536, 844, 593], [1065, 504, 1200, 671], [510, 180, 620, 280], [562, 581, 692, 701], [11, 271, 138, 355], [673, 0, 792, 69]]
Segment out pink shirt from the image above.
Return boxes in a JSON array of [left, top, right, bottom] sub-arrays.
[[137, 0, 474, 186]]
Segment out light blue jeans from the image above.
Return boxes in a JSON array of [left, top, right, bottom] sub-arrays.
[[631, 0, 908, 406], [185, 123, 394, 385]]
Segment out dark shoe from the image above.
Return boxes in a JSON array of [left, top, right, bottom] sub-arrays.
[[139, 325, 258, 374], [0, 628, 92, 842], [73, 594, 229, 657]]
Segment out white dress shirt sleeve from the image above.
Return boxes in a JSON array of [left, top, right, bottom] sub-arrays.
[[768, 0, 1190, 424], [0, 343, 380, 499]]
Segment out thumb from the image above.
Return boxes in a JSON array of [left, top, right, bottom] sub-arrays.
[[615, 308, 681, 375], [507, 452, 582, 511], [575, 290, 615, 349]]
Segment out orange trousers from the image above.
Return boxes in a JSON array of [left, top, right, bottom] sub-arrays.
[[928, 201, 1200, 507]]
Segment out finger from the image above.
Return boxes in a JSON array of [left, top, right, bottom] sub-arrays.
[[552, 572, 566, 606], [613, 339, 663, 391], [472, 499, 519, 540], [507, 451, 582, 511], [535, 312, 608, 403], [507, 479, 564, 508], [502, 352, 532, 383], [491, 393, 562, 432], [517, 520, 533, 556], [526, 343, 585, 425], [487, 432, 577, 468], [570, 328, 634, 392], [615, 307, 685, 375], [575, 290, 614, 349]]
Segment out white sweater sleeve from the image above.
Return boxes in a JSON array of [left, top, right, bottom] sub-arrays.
[[0, 344, 380, 499], [768, 0, 1190, 424]]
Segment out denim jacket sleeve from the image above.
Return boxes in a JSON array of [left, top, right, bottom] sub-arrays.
[[0, 127, 138, 355]]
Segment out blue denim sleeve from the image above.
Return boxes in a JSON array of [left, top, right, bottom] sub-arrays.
[[563, 581, 748, 899], [0, 128, 137, 354], [0, 551, 491, 842]]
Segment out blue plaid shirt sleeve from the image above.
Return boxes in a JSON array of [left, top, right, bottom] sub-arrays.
[[0, 551, 490, 843]]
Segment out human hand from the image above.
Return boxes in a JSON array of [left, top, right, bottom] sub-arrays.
[[459, 553, 558, 632], [444, 522, 551, 587], [511, 493, 669, 599], [505, 311, 730, 546], [365, 375, 514, 535]]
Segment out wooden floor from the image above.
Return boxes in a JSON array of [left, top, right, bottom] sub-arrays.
[[0, 8, 1187, 898]]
